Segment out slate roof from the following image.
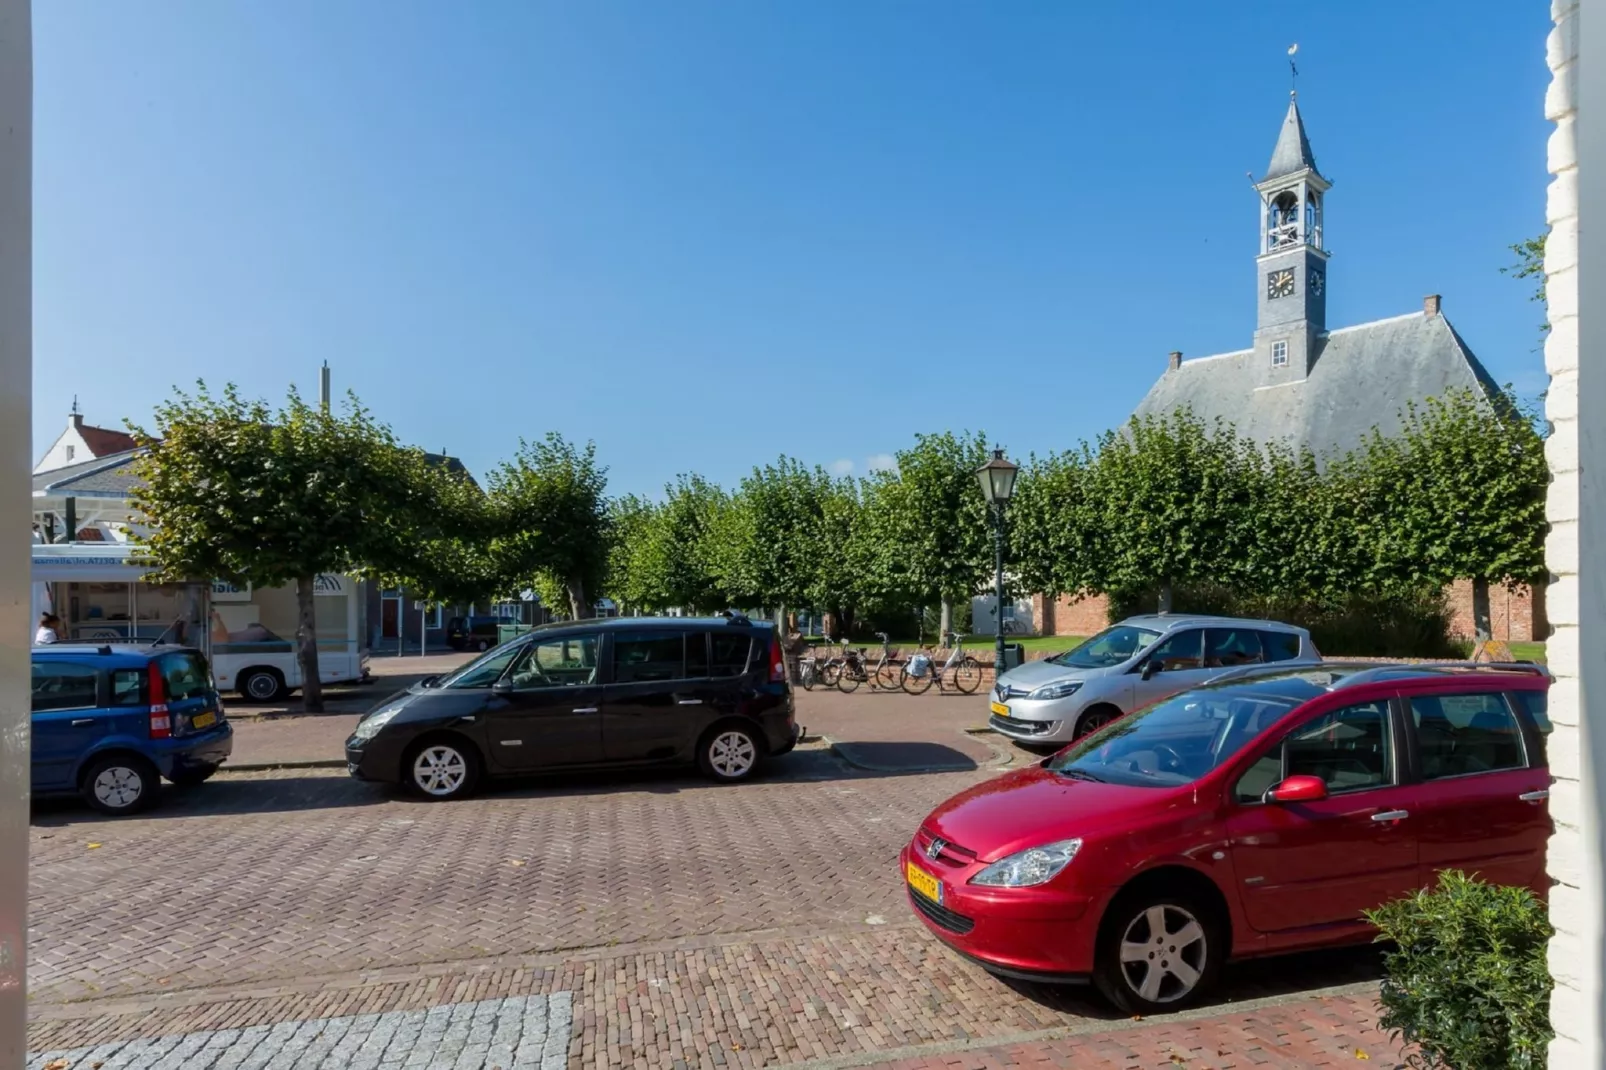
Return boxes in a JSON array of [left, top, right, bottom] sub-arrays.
[[1263, 98, 1320, 182], [32, 450, 144, 499], [1131, 308, 1504, 463]]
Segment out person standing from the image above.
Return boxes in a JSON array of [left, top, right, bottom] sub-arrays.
[[34, 613, 60, 645]]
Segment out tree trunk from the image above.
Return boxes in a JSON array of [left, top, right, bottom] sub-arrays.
[[1157, 583, 1174, 615], [1471, 577, 1493, 642], [939, 596, 954, 641], [295, 574, 324, 712], [566, 575, 588, 621]]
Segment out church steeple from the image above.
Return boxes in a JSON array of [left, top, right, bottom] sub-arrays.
[[1253, 88, 1331, 385]]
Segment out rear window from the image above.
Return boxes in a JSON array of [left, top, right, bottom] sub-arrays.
[[159, 652, 213, 701], [31, 661, 100, 712], [1260, 631, 1303, 662], [710, 633, 753, 677]]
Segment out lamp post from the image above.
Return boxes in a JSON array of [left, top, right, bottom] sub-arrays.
[[974, 448, 1019, 677]]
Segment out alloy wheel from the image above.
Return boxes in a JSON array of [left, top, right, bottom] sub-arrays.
[[708, 731, 757, 778], [1117, 904, 1208, 1004], [413, 745, 469, 796]]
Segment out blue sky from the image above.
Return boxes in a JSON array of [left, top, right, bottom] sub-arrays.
[[35, 1, 1552, 496]]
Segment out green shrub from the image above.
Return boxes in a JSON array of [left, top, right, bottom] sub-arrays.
[[1365, 870, 1554, 1069]]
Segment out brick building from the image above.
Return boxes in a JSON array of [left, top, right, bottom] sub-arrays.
[[1030, 88, 1544, 644]]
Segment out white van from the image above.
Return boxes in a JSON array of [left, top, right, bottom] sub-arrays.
[[210, 574, 370, 702]]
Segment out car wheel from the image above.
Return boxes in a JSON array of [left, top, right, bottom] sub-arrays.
[[168, 763, 220, 788], [81, 754, 160, 816], [698, 725, 761, 783], [475, 639, 490, 652], [406, 738, 481, 801], [1075, 705, 1121, 739], [238, 668, 287, 704], [1094, 892, 1223, 1015]]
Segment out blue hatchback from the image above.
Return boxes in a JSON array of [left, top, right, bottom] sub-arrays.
[[31, 645, 234, 815]]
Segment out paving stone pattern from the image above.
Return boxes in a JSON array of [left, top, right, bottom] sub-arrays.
[[28, 993, 572, 1070]]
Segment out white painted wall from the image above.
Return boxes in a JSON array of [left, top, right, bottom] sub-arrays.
[[0, 0, 29, 1062], [1543, 0, 1600, 1062], [31, 421, 90, 474]]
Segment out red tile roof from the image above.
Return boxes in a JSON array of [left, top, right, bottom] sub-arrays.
[[77, 423, 138, 457]]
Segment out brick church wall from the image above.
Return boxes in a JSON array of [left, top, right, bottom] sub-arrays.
[[1031, 592, 1111, 637], [1442, 579, 1548, 644]]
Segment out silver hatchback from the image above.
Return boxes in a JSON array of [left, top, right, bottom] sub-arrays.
[[987, 614, 1321, 747]]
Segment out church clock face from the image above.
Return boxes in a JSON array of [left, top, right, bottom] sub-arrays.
[[1267, 269, 1296, 299], [1310, 269, 1325, 297]]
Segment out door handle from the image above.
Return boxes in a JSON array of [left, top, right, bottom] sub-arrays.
[[572, 707, 598, 714], [1371, 810, 1410, 823], [1519, 789, 1550, 802], [677, 699, 703, 706], [70, 718, 95, 727]]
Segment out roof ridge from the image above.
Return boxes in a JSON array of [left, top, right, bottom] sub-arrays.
[[1322, 310, 1426, 337]]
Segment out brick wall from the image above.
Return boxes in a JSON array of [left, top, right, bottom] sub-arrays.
[[1031, 592, 1111, 637], [1441, 580, 1548, 643]]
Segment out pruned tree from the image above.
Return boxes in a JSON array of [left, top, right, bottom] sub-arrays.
[[486, 434, 610, 620], [130, 384, 421, 711]]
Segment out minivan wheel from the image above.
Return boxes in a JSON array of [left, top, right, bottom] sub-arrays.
[[238, 668, 287, 704], [82, 754, 159, 816], [1093, 892, 1223, 1015], [698, 726, 761, 783], [406, 738, 481, 801], [475, 638, 490, 652], [1075, 705, 1121, 739]]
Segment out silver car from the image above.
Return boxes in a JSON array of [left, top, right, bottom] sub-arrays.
[[987, 614, 1321, 747]]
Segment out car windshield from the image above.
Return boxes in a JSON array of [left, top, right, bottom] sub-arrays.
[[1048, 624, 1163, 669], [1045, 684, 1305, 788], [436, 642, 525, 689]]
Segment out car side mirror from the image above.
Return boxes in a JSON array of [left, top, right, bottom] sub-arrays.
[[420, 674, 440, 689], [1140, 658, 1158, 681], [1264, 774, 1328, 804], [490, 679, 513, 697]]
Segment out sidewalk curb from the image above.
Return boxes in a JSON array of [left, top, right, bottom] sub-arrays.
[[223, 759, 349, 772]]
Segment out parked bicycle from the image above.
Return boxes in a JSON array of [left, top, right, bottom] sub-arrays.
[[900, 632, 983, 695], [836, 633, 901, 693]]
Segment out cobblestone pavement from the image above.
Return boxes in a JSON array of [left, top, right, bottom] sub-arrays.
[[28, 723, 1400, 1068], [27, 993, 573, 1070]]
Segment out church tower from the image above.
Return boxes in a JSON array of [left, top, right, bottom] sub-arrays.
[[1253, 93, 1330, 385]]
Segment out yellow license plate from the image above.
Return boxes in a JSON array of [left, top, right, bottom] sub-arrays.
[[191, 711, 217, 730], [906, 860, 943, 904], [989, 701, 1010, 717]]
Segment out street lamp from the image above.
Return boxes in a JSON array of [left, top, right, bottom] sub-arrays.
[[975, 447, 1019, 677]]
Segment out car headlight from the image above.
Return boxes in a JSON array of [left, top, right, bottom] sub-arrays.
[[352, 706, 404, 742], [969, 839, 1083, 888], [1028, 680, 1083, 701]]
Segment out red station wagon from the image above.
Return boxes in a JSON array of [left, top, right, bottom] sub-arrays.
[[902, 663, 1552, 1013]]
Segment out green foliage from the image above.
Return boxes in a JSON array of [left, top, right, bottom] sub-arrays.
[[1354, 389, 1549, 594], [486, 434, 611, 619], [129, 382, 428, 709], [1009, 447, 1101, 601], [603, 493, 659, 615], [368, 452, 504, 609], [861, 432, 992, 608], [1366, 871, 1554, 1070], [1501, 233, 1549, 338], [632, 475, 730, 614], [1084, 411, 1260, 604]]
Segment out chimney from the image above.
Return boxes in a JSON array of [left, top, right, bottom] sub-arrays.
[[319, 361, 331, 412], [1167, 351, 1182, 372], [1423, 294, 1442, 317], [69, 395, 83, 429]]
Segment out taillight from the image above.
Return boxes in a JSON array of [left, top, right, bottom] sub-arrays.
[[769, 636, 786, 684], [148, 664, 171, 739]]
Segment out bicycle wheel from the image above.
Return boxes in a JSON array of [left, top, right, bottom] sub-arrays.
[[952, 656, 983, 694], [820, 660, 842, 687], [800, 663, 817, 691], [837, 665, 863, 693], [875, 659, 902, 690], [900, 664, 935, 695]]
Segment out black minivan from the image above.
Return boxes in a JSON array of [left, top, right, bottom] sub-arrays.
[[345, 616, 798, 799]]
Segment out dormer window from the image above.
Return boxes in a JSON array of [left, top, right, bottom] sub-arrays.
[[1272, 341, 1289, 367]]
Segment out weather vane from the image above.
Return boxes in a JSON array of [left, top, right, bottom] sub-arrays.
[[1288, 43, 1299, 98]]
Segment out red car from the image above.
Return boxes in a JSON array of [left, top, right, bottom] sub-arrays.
[[902, 663, 1552, 1014]]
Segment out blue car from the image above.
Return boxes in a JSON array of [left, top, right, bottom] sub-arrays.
[[31, 645, 234, 815]]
